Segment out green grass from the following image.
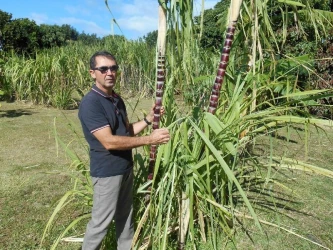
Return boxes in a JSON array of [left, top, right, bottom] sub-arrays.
[[227, 125, 333, 249], [0, 99, 153, 249], [0, 101, 86, 249], [0, 100, 332, 249]]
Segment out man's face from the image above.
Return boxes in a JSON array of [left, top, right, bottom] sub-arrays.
[[90, 56, 118, 94]]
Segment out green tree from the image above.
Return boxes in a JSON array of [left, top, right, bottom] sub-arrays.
[[194, 0, 230, 51], [0, 10, 12, 50], [38, 24, 78, 48], [77, 32, 100, 44], [39, 24, 65, 48], [0, 10, 12, 31], [39, 24, 79, 48], [143, 30, 158, 48], [60, 24, 79, 41], [195, 0, 332, 52], [2, 18, 39, 54]]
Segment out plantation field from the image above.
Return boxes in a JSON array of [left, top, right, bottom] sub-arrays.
[[0, 100, 332, 250]]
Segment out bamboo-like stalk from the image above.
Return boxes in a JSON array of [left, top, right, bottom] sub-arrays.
[[147, 4, 167, 182], [179, 193, 190, 249], [208, 0, 243, 114], [250, 0, 258, 113]]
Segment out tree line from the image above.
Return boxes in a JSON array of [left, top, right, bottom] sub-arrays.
[[0, 1, 332, 116], [0, 9, 102, 55]]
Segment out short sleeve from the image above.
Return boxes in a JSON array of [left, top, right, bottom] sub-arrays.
[[79, 98, 110, 133]]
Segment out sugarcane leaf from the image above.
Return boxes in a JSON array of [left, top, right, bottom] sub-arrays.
[[41, 190, 80, 245], [204, 113, 237, 155], [262, 116, 333, 127], [271, 157, 333, 178], [51, 214, 91, 250], [188, 118, 262, 232], [202, 196, 232, 217], [278, 0, 306, 7], [104, 0, 124, 35], [277, 89, 332, 99]]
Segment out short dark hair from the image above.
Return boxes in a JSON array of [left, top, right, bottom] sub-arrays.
[[89, 51, 117, 69]]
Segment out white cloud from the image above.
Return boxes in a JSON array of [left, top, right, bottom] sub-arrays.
[[30, 13, 49, 25], [104, 0, 159, 38], [58, 17, 111, 36], [115, 0, 219, 36], [85, 0, 97, 5], [27, 0, 220, 40], [118, 15, 158, 33]]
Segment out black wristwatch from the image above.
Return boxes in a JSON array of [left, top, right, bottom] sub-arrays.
[[143, 117, 152, 125]]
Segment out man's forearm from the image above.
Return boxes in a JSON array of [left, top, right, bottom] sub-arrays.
[[103, 134, 151, 150], [131, 119, 150, 135], [92, 124, 169, 150]]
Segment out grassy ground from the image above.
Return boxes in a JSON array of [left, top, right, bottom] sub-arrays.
[[0, 101, 84, 249], [0, 99, 153, 250], [0, 100, 332, 249], [228, 125, 333, 250]]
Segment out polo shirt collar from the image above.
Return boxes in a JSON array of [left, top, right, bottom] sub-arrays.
[[91, 84, 119, 99]]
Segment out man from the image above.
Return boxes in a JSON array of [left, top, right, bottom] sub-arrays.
[[78, 51, 170, 250]]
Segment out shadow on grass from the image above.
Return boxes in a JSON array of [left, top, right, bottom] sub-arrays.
[[0, 109, 34, 118], [270, 131, 298, 144], [230, 162, 317, 224]]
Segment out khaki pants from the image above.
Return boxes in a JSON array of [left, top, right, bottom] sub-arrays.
[[82, 169, 134, 250]]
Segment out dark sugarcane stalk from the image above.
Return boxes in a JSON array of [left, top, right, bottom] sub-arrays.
[[148, 54, 166, 181], [177, 2, 244, 248], [146, 4, 167, 196], [206, 0, 243, 225], [208, 0, 243, 114]]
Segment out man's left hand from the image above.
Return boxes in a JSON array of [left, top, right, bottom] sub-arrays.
[[146, 103, 165, 123]]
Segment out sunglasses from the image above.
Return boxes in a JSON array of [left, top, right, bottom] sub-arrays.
[[92, 65, 119, 73]]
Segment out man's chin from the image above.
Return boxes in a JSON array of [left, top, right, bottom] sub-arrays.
[[105, 83, 115, 88]]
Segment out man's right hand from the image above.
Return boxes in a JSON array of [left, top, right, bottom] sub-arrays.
[[149, 128, 170, 145]]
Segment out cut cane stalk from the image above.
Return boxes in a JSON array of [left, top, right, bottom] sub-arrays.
[[208, 0, 243, 114], [147, 56, 166, 181], [132, 203, 151, 248], [146, 4, 167, 198], [177, 1, 245, 248], [179, 193, 190, 249]]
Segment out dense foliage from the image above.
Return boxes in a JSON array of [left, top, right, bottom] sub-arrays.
[[1, 0, 332, 249], [143, 30, 158, 48], [0, 9, 102, 55], [194, 0, 230, 51], [0, 1, 332, 110]]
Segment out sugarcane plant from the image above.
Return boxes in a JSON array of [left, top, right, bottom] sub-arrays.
[[146, 1, 167, 196], [132, 0, 333, 249], [132, 0, 262, 249], [175, 0, 245, 247], [208, 0, 243, 115], [38, 0, 333, 249]]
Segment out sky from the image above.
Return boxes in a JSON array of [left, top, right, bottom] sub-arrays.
[[0, 0, 219, 40]]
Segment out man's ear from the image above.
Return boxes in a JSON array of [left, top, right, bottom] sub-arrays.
[[89, 70, 96, 79]]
